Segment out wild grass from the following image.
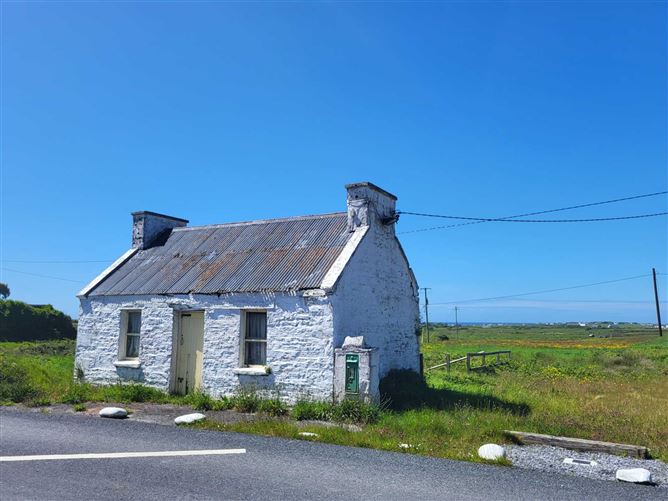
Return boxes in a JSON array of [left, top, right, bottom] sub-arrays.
[[291, 398, 380, 424], [198, 325, 667, 462], [2, 327, 667, 463]]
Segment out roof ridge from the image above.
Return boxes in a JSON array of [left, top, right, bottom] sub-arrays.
[[173, 212, 347, 231]]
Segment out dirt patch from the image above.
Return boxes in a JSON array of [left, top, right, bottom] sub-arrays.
[[7, 402, 265, 427], [5, 403, 363, 432]]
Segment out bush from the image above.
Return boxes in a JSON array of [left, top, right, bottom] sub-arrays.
[[0, 356, 40, 403], [0, 300, 76, 341]]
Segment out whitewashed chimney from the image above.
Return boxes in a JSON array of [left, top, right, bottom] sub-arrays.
[[131, 211, 188, 249], [345, 182, 398, 232]]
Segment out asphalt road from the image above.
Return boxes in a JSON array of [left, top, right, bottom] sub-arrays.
[[0, 408, 660, 500]]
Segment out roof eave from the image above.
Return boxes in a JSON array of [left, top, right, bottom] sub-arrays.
[[319, 226, 369, 293], [77, 248, 139, 298]]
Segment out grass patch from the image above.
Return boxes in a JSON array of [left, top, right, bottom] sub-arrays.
[[2, 326, 667, 463], [291, 398, 380, 424]]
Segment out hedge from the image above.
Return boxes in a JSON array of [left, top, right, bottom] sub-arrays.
[[0, 300, 76, 341]]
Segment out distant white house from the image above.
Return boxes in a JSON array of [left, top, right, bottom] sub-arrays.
[[75, 182, 421, 402]]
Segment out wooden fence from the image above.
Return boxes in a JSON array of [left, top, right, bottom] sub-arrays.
[[466, 350, 511, 371], [427, 350, 511, 372]]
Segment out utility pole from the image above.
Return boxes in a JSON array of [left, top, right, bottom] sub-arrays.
[[455, 306, 459, 340], [652, 268, 663, 337], [422, 288, 431, 343]]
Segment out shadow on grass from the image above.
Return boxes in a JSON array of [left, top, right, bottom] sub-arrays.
[[380, 370, 530, 416]]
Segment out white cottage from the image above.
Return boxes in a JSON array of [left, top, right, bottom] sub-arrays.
[[75, 182, 420, 402]]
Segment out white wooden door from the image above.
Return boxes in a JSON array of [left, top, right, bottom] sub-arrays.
[[175, 311, 204, 395]]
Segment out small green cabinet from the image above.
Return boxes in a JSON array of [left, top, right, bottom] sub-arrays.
[[345, 354, 359, 393]]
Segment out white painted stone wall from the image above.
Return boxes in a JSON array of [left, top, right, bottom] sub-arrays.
[[76, 184, 420, 403], [75, 292, 335, 402], [329, 222, 421, 378]]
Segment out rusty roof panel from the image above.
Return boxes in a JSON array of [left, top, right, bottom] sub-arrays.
[[87, 213, 353, 296]]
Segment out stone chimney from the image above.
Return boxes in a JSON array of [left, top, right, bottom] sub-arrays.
[[131, 211, 188, 250], [345, 182, 398, 232]]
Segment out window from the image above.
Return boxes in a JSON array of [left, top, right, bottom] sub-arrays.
[[243, 312, 266, 366], [121, 311, 141, 359]]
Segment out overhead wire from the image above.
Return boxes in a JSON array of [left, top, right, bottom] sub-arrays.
[[1, 267, 86, 284], [398, 190, 668, 234], [429, 273, 653, 305], [398, 212, 667, 223]]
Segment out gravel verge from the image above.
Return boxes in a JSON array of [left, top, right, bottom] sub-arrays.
[[507, 444, 668, 488]]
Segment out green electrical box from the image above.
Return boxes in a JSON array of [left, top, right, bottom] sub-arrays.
[[345, 354, 359, 394]]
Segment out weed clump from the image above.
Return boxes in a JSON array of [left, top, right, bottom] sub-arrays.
[[61, 383, 93, 404], [291, 398, 380, 424], [0, 356, 40, 403], [73, 403, 87, 412], [331, 398, 380, 424], [291, 400, 332, 421], [231, 387, 262, 413], [184, 391, 216, 411], [103, 383, 169, 403]]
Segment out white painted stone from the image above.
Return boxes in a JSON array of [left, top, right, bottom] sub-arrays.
[[478, 444, 506, 461], [298, 432, 319, 437], [174, 413, 206, 425], [563, 458, 598, 466], [75, 293, 336, 403], [330, 213, 421, 380], [99, 407, 127, 419], [615, 468, 652, 484], [342, 336, 366, 348], [75, 184, 421, 404]]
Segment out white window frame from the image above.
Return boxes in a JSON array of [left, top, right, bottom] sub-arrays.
[[240, 310, 267, 368], [119, 310, 141, 361]]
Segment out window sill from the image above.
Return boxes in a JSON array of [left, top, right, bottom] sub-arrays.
[[233, 367, 270, 376], [114, 360, 142, 369]]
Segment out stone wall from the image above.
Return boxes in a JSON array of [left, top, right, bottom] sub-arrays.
[[75, 292, 335, 402], [330, 223, 421, 378]]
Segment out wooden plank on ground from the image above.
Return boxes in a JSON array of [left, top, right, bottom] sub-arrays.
[[504, 430, 648, 459]]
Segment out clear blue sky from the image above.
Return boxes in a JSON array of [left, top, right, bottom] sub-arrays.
[[1, 2, 666, 323]]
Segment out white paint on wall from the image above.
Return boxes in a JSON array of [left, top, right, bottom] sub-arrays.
[[329, 222, 420, 378], [75, 293, 335, 402], [75, 182, 421, 403]]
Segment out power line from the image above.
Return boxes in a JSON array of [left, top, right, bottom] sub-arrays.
[[1, 267, 86, 284], [398, 211, 667, 223], [443, 298, 665, 304], [430, 273, 652, 305], [399, 190, 668, 234]]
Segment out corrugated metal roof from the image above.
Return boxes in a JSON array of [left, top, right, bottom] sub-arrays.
[[87, 213, 353, 296]]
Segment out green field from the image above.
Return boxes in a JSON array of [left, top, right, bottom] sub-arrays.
[[1, 324, 666, 463]]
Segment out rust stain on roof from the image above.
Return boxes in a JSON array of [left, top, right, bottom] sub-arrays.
[[87, 213, 353, 296]]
